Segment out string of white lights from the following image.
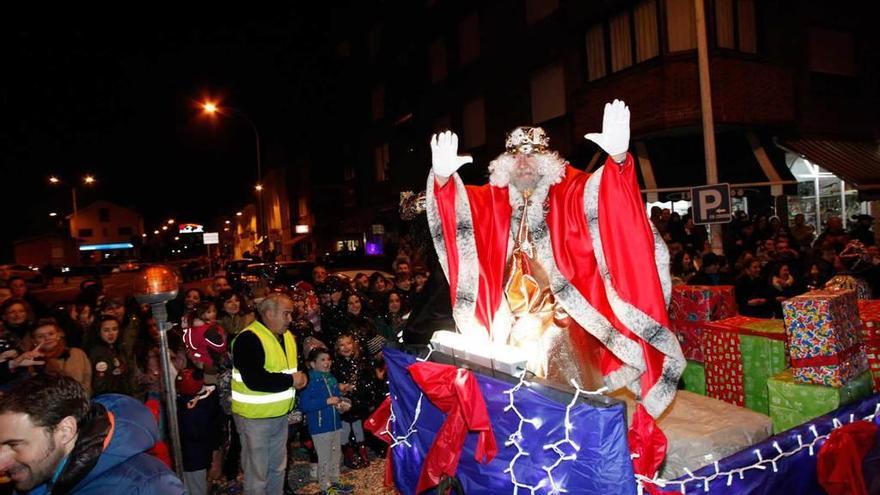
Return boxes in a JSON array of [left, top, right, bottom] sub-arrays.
[[378, 345, 436, 449], [635, 402, 880, 494], [502, 369, 609, 494], [503, 369, 540, 495]]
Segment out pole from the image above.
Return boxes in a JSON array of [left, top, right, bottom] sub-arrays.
[[71, 188, 78, 237], [228, 107, 264, 250], [207, 243, 213, 278], [694, 0, 723, 254], [151, 302, 185, 478], [813, 163, 822, 234]]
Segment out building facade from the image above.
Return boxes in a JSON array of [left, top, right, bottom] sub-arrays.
[[313, 0, 878, 252]]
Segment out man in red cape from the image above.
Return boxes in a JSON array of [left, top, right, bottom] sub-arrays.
[[426, 99, 685, 481]]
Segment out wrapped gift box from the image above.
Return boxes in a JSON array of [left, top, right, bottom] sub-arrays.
[[669, 285, 737, 363], [858, 300, 880, 391], [680, 360, 706, 396], [669, 285, 737, 321], [782, 289, 868, 387], [767, 368, 873, 433], [701, 328, 744, 406], [858, 299, 880, 339], [669, 320, 706, 363], [705, 316, 789, 414]]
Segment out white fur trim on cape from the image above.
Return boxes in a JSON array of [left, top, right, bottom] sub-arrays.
[[425, 170, 485, 339], [584, 165, 685, 418]]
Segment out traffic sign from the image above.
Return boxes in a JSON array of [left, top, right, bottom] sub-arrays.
[[203, 232, 219, 245], [691, 183, 732, 225]]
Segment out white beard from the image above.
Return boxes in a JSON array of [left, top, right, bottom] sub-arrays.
[[488, 152, 566, 191]]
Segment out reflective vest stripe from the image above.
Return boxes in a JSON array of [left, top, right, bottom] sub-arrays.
[[231, 389, 294, 404], [231, 369, 296, 382]]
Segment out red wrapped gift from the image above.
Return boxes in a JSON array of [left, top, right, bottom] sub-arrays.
[[701, 325, 745, 407], [669, 320, 705, 362], [858, 300, 880, 391], [669, 285, 737, 321], [857, 300, 880, 340], [669, 286, 737, 363]]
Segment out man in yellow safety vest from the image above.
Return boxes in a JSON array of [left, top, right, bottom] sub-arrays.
[[231, 292, 308, 495]]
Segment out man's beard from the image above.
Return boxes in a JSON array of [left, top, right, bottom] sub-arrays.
[[509, 170, 539, 192], [8, 434, 66, 491], [488, 152, 565, 191]]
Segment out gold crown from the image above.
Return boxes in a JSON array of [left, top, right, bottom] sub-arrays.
[[505, 127, 550, 154]]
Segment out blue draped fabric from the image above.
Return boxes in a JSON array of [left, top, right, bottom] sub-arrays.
[[671, 394, 880, 494], [384, 348, 637, 494]]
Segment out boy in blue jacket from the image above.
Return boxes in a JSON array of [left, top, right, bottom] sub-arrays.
[[297, 348, 353, 495]]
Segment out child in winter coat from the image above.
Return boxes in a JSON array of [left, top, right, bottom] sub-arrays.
[[331, 333, 381, 469], [297, 348, 354, 495], [87, 315, 132, 396]]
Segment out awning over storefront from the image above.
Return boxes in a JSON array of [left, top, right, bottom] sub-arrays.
[[777, 138, 880, 191], [586, 131, 797, 201]]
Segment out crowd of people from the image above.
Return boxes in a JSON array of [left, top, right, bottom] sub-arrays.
[[0, 245, 433, 495], [1, 208, 877, 494], [655, 208, 880, 317]]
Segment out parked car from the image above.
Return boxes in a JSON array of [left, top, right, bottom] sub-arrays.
[[241, 261, 315, 298], [117, 259, 141, 272], [224, 258, 254, 288]]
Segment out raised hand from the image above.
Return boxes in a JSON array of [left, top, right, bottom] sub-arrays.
[[584, 99, 630, 162], [430, 131, 473, 178]]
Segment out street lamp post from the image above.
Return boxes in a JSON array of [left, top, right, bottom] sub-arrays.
[[200, 101, 266, 252], [50, 175, 96, 238]]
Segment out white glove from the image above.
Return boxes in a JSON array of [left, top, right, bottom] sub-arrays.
[[584, 99, 630, 158], [430, 131, 473, 178]]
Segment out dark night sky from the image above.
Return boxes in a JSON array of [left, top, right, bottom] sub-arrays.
[[1, 5, 347, 259]]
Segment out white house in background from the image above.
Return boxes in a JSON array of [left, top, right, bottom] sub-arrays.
[[70, 200, 144, 252]]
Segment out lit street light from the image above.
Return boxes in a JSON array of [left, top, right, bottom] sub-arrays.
[[154, 230, 160, 235], [236, 211, 243, 217], [49, 174, 97, 236], [49, 212, 57, 217], [162, 226, 168, 231], [167, 219, 175, 225], [200, 99, 265, 248], [224, 220, 231, 224]]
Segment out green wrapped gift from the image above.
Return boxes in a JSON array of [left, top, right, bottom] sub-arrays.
[[739, 320, 789, 414], [707, 317, 789, 414], [680, 360, 706, 396], [767, 369, 873, 433]]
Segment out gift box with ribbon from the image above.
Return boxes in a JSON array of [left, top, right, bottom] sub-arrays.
[[669, 285, 737, 363], [782, 290, 868, 387], [766, 368, 873, 433], [857, 300, 880, 391], [701, 316, 789, 414]]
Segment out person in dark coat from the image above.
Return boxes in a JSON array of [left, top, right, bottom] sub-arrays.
[[0, 373, 184, 494], [735, 259, 773, 318], [687, 253, 729, 286]]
